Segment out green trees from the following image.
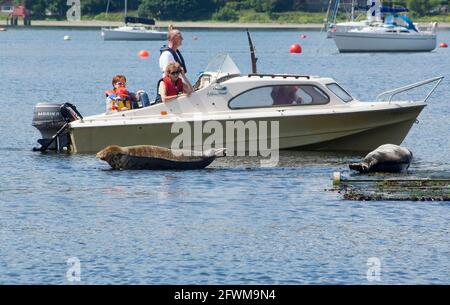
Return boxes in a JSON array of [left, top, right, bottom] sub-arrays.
[[406, 0, 440, 16], [138, 0, 217, 20], [81, 0, 140, 15], [24, 0, 66, 18], [18, 0, 446, 20], [21, 0, 141, 18]]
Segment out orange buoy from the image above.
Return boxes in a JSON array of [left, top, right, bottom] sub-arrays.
[[439, 42, 448, 48], [138, 50, 150, 58], [290, 44, 302, 54]]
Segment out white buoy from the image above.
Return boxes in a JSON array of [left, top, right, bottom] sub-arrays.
[[64, 35, 71, 41], [332, 172, 341, 186]]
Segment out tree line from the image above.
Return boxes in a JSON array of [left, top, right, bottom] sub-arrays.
[[14, 0, 449, 20]]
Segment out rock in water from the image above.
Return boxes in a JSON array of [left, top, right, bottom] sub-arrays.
[[96, 145, 225, 170], [349, 144, 413, 173]]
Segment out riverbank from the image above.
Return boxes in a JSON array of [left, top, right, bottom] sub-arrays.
[[4, 19, 450, 30], [1, 20, 327, 30]]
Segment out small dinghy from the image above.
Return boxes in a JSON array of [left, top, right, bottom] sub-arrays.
[[349, 144, 413, 173], [96, 145, 225, 170]]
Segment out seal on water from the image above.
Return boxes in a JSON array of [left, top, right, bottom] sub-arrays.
[[349, 144, 413, 173], [96, 145, 226, 170]]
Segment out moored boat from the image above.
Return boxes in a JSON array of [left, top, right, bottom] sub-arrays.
[[333, 23, 437, 52], [101, 0, 166, 41]]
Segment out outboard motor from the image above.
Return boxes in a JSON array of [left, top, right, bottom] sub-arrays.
[[32, 102, 82, 152]]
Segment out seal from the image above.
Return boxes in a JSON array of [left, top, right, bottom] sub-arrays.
[[96, 145, 225, 170], [349, 144, 413, 173]]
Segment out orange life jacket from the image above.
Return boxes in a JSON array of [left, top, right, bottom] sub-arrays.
[[105, 88, 132, 110]]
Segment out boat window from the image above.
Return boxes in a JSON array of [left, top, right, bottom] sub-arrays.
[[326, 83, 353, 103], [228, 85, 329, 109]]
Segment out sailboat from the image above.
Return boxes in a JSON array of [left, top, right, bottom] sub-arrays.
[[332, 0, 437, 52], [325, 0, 370, 38], [101, 0, 167, 41]]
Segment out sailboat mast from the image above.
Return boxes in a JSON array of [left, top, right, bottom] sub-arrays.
[[332, 0, 340, 23], [351, 0, 355, 21], [106, 0, 110, 17], [325, 0, 333, 22]]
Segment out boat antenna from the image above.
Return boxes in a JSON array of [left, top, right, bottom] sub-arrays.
[[246, 29, 258, 74]]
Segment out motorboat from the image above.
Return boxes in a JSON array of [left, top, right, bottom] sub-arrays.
[[331, 1, 438, 52], [31, 53, 443, 155], [101, 16, 166, 41]]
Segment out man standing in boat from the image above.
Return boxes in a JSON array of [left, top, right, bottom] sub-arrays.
[[159, 25, 188, 76]]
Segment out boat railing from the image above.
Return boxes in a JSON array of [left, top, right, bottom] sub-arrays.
[[416, 22, 438, 34], [248, 74, 311, 80], [376, 76, 444, 103]]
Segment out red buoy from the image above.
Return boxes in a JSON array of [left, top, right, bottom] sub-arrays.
[[290, 44, 302, 54], [439, 42, 448, 48], [138, 50, 150, 58]]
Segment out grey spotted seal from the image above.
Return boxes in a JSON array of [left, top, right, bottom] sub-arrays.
[[97, 145, 225, 170], [349, 144, 413, 173]]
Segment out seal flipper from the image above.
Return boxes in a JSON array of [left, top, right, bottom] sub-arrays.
[[349, 162, 369, 173]]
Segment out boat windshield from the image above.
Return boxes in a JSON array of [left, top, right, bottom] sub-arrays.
[[326, 83, 353, 103], [203, 53, 241, 78]]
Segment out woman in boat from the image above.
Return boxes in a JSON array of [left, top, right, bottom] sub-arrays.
[[159, 25, 187, 76], [156, 63, 193, 103]]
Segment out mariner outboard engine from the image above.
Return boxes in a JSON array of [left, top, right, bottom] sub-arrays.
[[32, 102, 82, 152]]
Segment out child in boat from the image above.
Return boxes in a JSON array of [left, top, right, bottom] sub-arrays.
[[105, 75, 138, 113]]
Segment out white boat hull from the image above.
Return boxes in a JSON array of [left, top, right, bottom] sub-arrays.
[[101, 27, 166, 41], [69, 104, 425, 154], [333, 31, 437, 52]]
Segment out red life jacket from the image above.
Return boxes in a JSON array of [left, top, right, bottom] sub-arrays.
[[162, 76, 183, 96]]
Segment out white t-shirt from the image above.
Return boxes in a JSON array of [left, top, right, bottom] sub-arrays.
[[159, 51, 175, 76]]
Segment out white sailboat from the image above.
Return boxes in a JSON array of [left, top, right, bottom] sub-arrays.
[[332, 0, 438, 52], [101, 0, 167, 41]]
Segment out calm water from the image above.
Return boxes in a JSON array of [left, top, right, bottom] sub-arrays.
[[0, 28, 449, 284]]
